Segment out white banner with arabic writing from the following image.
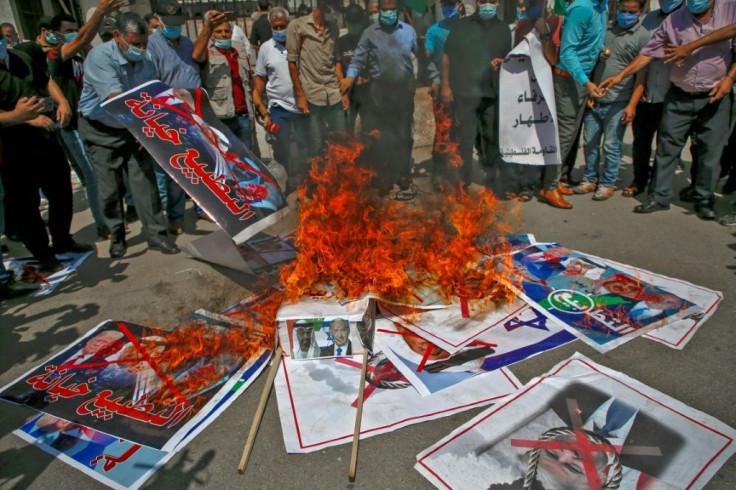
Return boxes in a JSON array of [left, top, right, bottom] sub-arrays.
[[499, 31, 560, 165]]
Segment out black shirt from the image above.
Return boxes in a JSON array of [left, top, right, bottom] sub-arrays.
[[250, 14, 273, 48], [336, 32, 361, 77], [443, 14, 511, 98], [47, 44, 84, 128]]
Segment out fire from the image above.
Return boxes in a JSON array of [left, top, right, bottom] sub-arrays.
[[433, 103, 463, 169], [279, 135, 521, 306]]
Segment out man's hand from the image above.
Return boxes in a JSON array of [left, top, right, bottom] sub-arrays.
[[27, 115, 55, 132], [598, 74, 622, 93], [206, 10, 226, 29], [98, 0, 128, 15], [342, 93, 350, 111], [585, 81, 603, 98], [12, 97, 45, 123], [663, 43, 693, 66], [296, 93, 309, 114], [621, 103, 636, 124], [429, 83, 440, 99], [709, 76, 734, 103], [56, 101, 72, 128], [440, 86, 453, 105], [490, 58, 504, 71], [587, 97, 595, 109], [339, 76, 354, 94]]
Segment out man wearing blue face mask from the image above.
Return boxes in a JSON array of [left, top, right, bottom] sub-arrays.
[[35, 17, 56, 53], [78, 12, 178, 259], [600, 0, 736, 220], [341, 0, 419, 192], [440, 0, 512, 189], [573, 0, 649, 202]]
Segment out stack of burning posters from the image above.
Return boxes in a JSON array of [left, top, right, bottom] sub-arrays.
[[2, 294, 276, 489], [2, 251, 92, 297], [416, 353, 736, 489], [507, 243, 719, 353]]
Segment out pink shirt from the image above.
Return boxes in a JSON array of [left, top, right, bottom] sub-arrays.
[[641, 0, 736, 93]]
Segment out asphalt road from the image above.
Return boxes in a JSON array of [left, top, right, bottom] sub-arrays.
[[1, 134, 735, 489]]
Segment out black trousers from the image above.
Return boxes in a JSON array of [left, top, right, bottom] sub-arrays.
[[452, 96, 502, 188], [631, 101, 664, 192], [361, 80, 415, 188], [78, 117, 168, 245], [1, 130, 73, 261]]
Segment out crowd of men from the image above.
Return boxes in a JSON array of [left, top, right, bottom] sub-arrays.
[[1, 0, 736, 297]]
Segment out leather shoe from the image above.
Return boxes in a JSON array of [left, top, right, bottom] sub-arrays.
[[148, 241, 181, 255], [52, 240, 94, 255], [557, 183, 574, 196], [634, 201, 669, 213], [110, 241, 127, 259], [695, 203, 716, 220], [539, 189, 572, 209], [37, 257, 64, 274]]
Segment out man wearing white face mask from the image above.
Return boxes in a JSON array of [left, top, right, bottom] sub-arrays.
[[78, 12, 178, 259]]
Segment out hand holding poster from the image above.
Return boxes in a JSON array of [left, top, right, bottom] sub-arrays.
[[499, 31, 560, 165], [102, 80, 288, 244]]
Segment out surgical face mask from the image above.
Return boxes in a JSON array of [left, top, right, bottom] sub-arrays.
[[0, 37, 7, 62], [686, 0, 710, 13], [441, 6, 459, 19], [346, 22, 364, 35], [214, 38, 232, 49], [369, 12, 380, 23], [517, 9, 527, 19], [272, 29, 287, 44], [161, 24, 182, 40], [477, 3, 498, 19], [379, 9, 398, 26], [64, 32, 78, 43], [46, 33, 59, 45], [120, 40, 145, 62], [660, 0, 683, 13], [616, 11, 639, 27]]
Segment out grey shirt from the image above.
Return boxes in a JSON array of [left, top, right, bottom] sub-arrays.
[[592, 21, 651, 104], [286, 14, 341, 106], [640, 10, 672, 104]]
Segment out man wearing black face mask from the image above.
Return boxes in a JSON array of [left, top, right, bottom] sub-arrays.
[[341, 0, 419, 192], [77, 12, 178, 259], [286, 0, 346, 158]]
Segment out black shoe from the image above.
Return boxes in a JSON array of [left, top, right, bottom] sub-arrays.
[[125, 205, 139, 223], [679, 185, 696, 202], [634, 201, 670, 213], [723, 178, 736, 195], [52, 240, 95, 255], [96, 226, 111, 241], [109, 241, 127, 259], [148, 241, 180, 255], [37, 257, 64, 274], [694, 203, 716, 220]]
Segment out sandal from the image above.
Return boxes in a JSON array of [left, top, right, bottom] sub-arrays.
[[622, 186, 639, 198]]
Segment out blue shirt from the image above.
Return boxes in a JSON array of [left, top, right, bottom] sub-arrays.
[[346, 21, 418, 82], [425, 20, 452, 64], [557, 0, 608, 85], [78, 41, 159, 128], [146, 30, 201, 89]]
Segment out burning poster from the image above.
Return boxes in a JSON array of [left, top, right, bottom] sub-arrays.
[[13, 349, 271, 489], [376, 306, 576, 396], [509, 244, 701, 353], [582, 253, 722, 350], [2, 251, 92, 297], [102, 80, 288, 244], [416, 353, 736, 489], [499, 31, 560, 165], [478, 233, 537, 255], [274, 353, 521, 453], [0, 314, 270, 451]]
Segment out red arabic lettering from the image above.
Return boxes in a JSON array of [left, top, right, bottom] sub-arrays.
[[90, 444, 143, 471], [141, 113, 182, 145], [76, 390, 192, 427], [124, 93, 154, 118]]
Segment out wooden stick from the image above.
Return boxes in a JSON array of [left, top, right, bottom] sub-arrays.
[[348, 349, 370, 482], [238, 346, 282, 474]]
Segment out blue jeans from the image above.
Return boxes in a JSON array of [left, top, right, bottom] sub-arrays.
[[57, 124, 105, 227], [153, 160, 186, 222], [583, 100, 628, 187], [307, 102, 345, 157], [269, 104, 310, 192], [222, 114, 252, 150]]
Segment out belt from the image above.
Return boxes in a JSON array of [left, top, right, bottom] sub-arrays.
[[553, 66, 572, 78], [671, 85, 712, 98]]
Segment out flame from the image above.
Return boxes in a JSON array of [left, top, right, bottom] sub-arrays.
[[279, 135, 521, 305], [433, 103, 463, 169]]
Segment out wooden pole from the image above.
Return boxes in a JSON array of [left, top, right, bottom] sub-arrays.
[[238, 346, 283, 474], [348, 349, 370, 482]]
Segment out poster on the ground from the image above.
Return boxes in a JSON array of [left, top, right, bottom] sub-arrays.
[[376, 306, 576, 396], [0, 315, 270, 451], [13, 349, 271, 489], [102, 80, 288, 244], [274, 353, 520, 453], [416, 353, 736, 490], [2, 251, 92, 296], [509, 243, 701, 353], [584, 253, 722, 349]]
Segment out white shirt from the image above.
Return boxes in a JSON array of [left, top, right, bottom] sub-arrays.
[[254, 38, 300, 113]]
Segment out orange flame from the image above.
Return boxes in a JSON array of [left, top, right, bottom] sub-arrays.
[[279, 136, 521, 306], [433, 103, 463, 169]]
